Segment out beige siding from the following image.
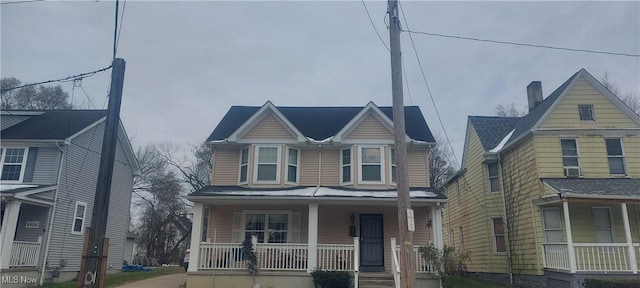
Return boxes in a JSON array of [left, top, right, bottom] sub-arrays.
[[540, 79, 640, 129], [408, 148, 429, 187], [344, 114, 393, 140], [320, 149, 340, 186], [212, 147, 240, 185], [299, 148, 319, 186], [243, 113, 297, 140]]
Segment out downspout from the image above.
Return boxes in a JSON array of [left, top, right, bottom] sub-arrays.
[[497, 153, 514, 286], [40, 141, 67, 286]]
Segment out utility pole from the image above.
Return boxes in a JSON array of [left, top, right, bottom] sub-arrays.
[[79, 58, 126, 288], [388, 1, 415, 287]]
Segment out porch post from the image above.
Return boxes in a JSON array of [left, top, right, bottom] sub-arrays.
[[431, 206, 443, 250], [621, 203, 638, 274], [0, 200, 21, 268], [307, 202, 318, 273], [187, 202, 204, 272], [562, 201, 576, 273]]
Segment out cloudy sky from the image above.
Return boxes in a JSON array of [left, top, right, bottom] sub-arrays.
[[2, 0, 639, 165]]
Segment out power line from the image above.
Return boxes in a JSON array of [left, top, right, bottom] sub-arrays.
[[404, 29, 640, 58], [0, 0, 45, 5], [361, 0, 389, 52], [113, 0, 119, 60], [115, 0, 127, 54], [1, 66, 113, 93]]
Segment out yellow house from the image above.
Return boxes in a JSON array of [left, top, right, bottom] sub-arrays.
[[443, 68, 640, 288], [186, 102, 445, 288]]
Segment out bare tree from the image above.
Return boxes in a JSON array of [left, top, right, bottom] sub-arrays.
[[159, 142, 212, 192], [1, 77, 73, 110], [601, 73, 640, 115], [429, 134, 456, 190], [495, 103, 527, 117]]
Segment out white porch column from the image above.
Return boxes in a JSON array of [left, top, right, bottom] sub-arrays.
[[621, 203, 638, 274], [0, 200, 22, 268], [562, 201, 576, 273], [431, 206, 444, 250], [307, 202, 318, 273], [188, 202, 204, 272]]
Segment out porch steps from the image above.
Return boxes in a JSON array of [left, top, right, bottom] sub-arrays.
[[358, 272, 395, 288]]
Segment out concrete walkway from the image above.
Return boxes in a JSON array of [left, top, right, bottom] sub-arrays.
[[115, 272, 187, 288]]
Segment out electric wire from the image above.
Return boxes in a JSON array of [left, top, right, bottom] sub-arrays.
[[361, 0, 389, 52], [115, 0, 127, 54], [113, 0, 119, 60], [403, 29, 640, 58], [0, 0, 45, 5], [0, 66, 113, 93]]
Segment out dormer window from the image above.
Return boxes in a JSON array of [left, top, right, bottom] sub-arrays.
[[254, 146, 281, 183], [0, 147, 28, 182], [359, 146, 385, 183], [578, 105, 594, 121]]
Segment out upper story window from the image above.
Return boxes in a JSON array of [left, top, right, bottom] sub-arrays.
[[341, 148, 352, 184], [254, 146, 281, 183], [286, 148, 299, 183], [605, 139, 626, 175], [0, 147, 28, 182], [359, 146, 385, 183], [72, 201, 87, 235], [239, 148, 249, 184], [390, 148, 397, 184], [487, 162, 500, 192], [578, 105, 595, 121], [561, 139, 581, 177]]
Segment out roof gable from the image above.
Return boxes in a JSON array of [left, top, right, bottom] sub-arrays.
[[468, 116, 522, 151], [334, 102, 395, 142], [226, 101, 305, 142], [241, 112, 298, 141]]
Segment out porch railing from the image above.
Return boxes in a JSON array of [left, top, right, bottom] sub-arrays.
[[542, 243, 639, 273], [392, 241, 435, 273], [256, 243, 308, 271], [10, 237, 42, 267], [317, 244, 355, 271], [390, 239, 401, 288], [198, 243, 244, 270]]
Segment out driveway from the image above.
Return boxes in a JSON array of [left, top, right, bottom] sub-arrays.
[[115, 273, 187, 288]]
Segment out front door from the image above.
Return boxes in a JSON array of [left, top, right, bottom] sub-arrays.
[[360, 214, 384, 272]]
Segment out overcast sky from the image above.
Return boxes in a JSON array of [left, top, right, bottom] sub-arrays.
[[2, 0, 639, 165]]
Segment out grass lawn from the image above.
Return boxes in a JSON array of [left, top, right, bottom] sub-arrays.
[[41, 266, 184, 288], [452, 277, 510, 288]]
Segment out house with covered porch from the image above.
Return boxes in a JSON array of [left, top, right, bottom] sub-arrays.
[[0, 110, 139, 287], [186, 102, 445, 288], [443, 69, 640, 288]]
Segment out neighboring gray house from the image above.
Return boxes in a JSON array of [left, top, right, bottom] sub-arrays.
[[0, 110, 139, 286]]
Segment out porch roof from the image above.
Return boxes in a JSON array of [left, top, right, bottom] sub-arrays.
[[188, 185, 445, 202], [0, 184, 57, 206], [542, 178, 640, 200]]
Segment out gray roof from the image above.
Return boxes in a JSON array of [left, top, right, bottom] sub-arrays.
[[1, 110, 107, 140], [468, 116, 522, 151], [542, 178, 640, 199]]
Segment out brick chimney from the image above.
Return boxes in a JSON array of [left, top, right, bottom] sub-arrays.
[[527, 81, 543, 112]]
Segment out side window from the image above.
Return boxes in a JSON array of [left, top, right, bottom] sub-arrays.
[[286, 148, 299, 183], [390, 148, 397, 184], [605, 139, 626, 175], [341, 148, 352, 184], [492, 217, 506, 253], [239, 148, 249, 184], [72, 201, 87, 235], [487, 162, 500, 192]]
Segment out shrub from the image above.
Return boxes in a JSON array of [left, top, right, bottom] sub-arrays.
[[311, 270, 351, 288], [419, 244, 470, 288], [583, 278, 640, 288], [241, 238, 258, 284]]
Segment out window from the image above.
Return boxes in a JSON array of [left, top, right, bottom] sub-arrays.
[[561, 139, 581, 177], [542, 208, 563, 242], [0, 147, 27, 181], [492, 218, 506, 253], [360, 147, 384, 183], [341, 148, 352, 184], [239, 148, 249, 184], [244, 212, 289, 243], [390, 148, 397, 184], [456, 180, 461, 207], [592, 207, 614, 243], [487, 162, 500, 192], [286, 148, 299, 183], [578, 105, 594, 121], [254, 146, 280, 182], [72, 201, 87, 235], [605, 139, 626, 175]]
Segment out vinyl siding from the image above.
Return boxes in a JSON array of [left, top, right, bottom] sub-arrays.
[[31, 146, 61, 184], [408, 148, 429, 187], [212, 148, 241, 185], [320, 149, 339, 186], [344, 114, 393, 140], [300, 148, 319, 186], [15, 204, 49, 242], [242, 113, 297, 140], [539, 79, 640, 129]]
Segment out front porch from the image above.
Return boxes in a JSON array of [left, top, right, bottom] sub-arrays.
[[1, 197, 52, 270]]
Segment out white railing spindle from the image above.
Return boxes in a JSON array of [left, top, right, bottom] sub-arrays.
[[10, 237, 42, 267]]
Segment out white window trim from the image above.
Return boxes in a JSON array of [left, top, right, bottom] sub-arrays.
[[592, 206, 615, 243], [0, 147, 30, 183], [541, 207, 563, 243], [578, 104, 595, 121], [389, 147, 397, 185], [242, 210, 292, 243], [605, 138, 627, 176], [358, 146, 385, 184], [238, 147, 250, 185], [71, 201, 87, 235], [340, 147, 353, 185], [285, 147, 299, 184], [560, 138, 582, 177], [487, 162, 500, 193], [492, 217, 506, 254], [253, 145, 281, 184]]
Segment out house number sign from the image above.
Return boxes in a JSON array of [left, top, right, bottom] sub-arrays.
[[26, 221, 40, 229]]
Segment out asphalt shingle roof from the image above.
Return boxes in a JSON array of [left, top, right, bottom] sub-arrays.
[[468, 116, 522, 151], [542, 178, 640, 198], [1, 110, 107, 140], [206, 105, 435, 142]]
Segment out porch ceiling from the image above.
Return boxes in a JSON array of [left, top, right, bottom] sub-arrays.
[[542, 178, 640, 202]]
